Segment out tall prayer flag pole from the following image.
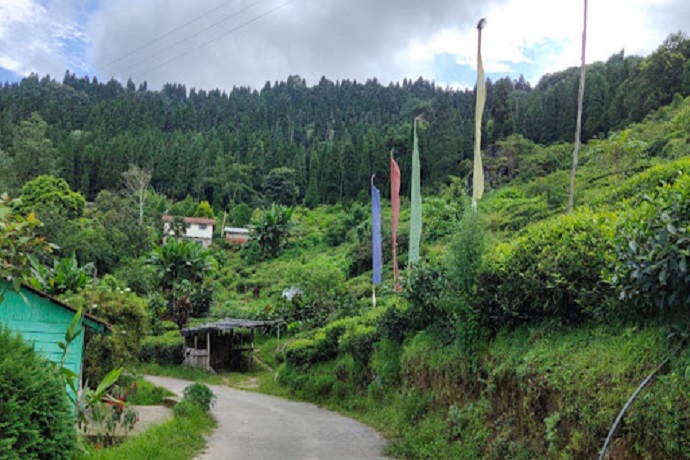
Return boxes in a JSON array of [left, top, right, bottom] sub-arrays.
[[390, 149, 402, 292], [371, 174, 382, 306], [408, 118, 423, 265], [473, 18, 487, 209]]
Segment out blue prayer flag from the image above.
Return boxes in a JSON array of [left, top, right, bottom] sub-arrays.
[[372, 184, 382, 286]]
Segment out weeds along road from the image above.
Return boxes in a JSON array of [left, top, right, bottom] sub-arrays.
[[146, 375, 388, 460]]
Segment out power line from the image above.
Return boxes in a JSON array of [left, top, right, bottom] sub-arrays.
[[134, 0, 293, 79], [100, 0, 242, 72], [111, 0, 268, 78]]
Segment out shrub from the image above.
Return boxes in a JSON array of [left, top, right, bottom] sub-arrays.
[[597, 156, 690, 207], [139, 331, 184, 365], [612, 175, 690, 314], [476, 210, 616, 329], [63, 285, 148, 383], [0, 326, 78, 458], [403, 263, 449, 332], [284, 335, 326, 368], [113, 257, 156, 296], [376, 297, 412, 343], [183, 382, 216, 411], [339, 324, 378, 369]]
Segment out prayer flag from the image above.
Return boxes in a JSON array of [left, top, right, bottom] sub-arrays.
[[391, 154, 402, 291], [408, 120, 422, 264], [473, 20, 487, 204], [372, 183, 382, 286]]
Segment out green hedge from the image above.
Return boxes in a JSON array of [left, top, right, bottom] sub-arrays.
[[0, 326, 78, 459], [613, 174, 690, 313], [139, 331, 184, 365], [596, 156, 690, 207], [476, 210, 616, 329]]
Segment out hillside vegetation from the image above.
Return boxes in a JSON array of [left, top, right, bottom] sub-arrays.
[[258, 94, 690, 459], [3, 32, 690, 460]]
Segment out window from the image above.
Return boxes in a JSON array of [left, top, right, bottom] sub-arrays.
[[198, 224, 207, 230]]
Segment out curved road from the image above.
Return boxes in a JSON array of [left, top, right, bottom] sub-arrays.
[[146, 376, 388, 460]]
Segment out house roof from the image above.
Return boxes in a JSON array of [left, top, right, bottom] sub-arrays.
[[223, 227, 250, 234], [162, 214, 216, 225], [21, 284, 110, 333], [181, 318, 281, 336]]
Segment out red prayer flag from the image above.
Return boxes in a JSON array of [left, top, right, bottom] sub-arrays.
[[391, 155, 402, 292]]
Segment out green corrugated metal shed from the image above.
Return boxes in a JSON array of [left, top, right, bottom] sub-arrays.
[[0, 284, 109, 386]]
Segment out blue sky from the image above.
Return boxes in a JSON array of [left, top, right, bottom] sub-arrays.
[[1, 0, 687, 91]]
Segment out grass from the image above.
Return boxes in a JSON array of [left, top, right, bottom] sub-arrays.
[[126, 378, 174, 406], [78, 405, 215, 460]]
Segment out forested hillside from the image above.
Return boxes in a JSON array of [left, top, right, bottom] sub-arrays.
[[1, 32, 689, 210]]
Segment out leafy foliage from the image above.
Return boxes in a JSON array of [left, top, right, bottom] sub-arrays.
[[251, 204, 294, 259], [139, 332, 185, 365], [0, 325, 78, 459], [63, 285, 148, 383], [476, 211, 616, 329], [182, 382, 216, 411], [612, 175, 690, 313], [147, 239, 214, 327], [15, 175, 85, 219], [28, 253, 93, 295]]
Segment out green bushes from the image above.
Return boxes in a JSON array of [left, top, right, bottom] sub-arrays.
[[283, 315, 379, 370], [339, 324, 378, 368], [182, 383, 216, 411], [597, 156, 690, 206], [63, 285, 148, 383], [139, 331, 184, 365], [0, 326, 78, 459], [612, 174, 690, 314], [476, 210, 616, 329]]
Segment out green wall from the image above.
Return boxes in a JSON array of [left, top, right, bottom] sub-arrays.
[[0, 288, 85, 383]]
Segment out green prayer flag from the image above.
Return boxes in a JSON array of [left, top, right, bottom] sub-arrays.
[[409, 119, 422, 265], [473, 21, 487, 204]]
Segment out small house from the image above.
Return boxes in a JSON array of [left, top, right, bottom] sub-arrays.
[[0, 284, 109, 388], [181, 319, 279, 372], [224, 227, 250, 245], [162, 215, 216, 248]]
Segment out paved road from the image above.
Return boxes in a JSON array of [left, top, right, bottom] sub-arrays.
[[146, 375, 388, 460]]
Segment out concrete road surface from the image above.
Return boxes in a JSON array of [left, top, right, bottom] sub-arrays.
[[146, 375, 389, 460]]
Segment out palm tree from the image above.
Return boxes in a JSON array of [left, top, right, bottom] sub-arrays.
[[251, 204, 294, 259], [568, 0, 588, 213]]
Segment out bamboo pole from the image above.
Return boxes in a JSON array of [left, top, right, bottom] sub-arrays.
[[568, 0, 588, 213]]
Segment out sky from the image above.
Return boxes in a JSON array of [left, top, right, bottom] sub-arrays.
[[0, 0, 688, 92]]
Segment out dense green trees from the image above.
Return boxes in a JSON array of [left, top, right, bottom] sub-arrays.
[[0, 33, 687, 212]]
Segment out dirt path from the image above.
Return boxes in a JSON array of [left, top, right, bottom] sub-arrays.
[[145, 375, 388, 460]]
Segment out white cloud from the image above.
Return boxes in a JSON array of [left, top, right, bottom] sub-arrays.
[[0, 0, 87, 77], [2, 0, 688, 90], [402, 0, 687, 86]]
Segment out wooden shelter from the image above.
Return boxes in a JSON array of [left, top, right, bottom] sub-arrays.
[[180, 319, 280, 372]]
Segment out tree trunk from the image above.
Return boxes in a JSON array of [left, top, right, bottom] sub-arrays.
[[568, 0, 588, 213]]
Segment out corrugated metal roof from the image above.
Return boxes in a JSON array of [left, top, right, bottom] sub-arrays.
[[223, 227, 250, 234], [181, 318, 281, 336], [162, 214, 216, 225]]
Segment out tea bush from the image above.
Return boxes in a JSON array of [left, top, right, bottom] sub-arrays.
[[596, 156, 690, 207], [613, 174, 690, 314], [139, 331, 184, 365], [0, 326, 78, 459], [476, 210, 616, 329]]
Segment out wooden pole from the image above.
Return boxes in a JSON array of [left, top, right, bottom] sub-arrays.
[[206, 332, 211, 372], [568, 0, 588, 213]]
